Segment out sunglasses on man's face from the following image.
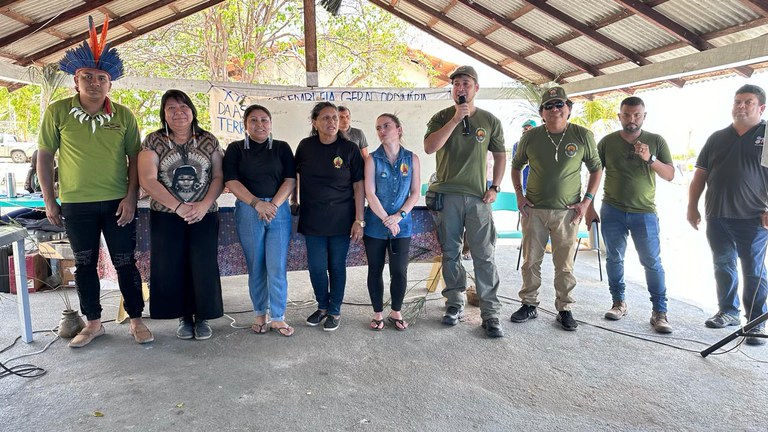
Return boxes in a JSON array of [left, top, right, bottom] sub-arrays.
[[543, 101, 565, 111]]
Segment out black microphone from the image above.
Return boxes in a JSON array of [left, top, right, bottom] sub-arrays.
[[458, 95, 470, 136]]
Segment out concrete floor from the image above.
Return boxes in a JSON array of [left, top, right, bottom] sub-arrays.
[[1, 244, 767, 431]]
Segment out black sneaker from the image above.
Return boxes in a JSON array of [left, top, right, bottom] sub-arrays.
[[482, 318, 504, 338], [323, 315, 340, 332], [194, 319, 212, 340], [306, 310, 328, 327], [510, 304, 538, 323], [176, 318, 194, 340], [442, 306, 464, 326], [745, 327, 767, 346], [557, 310, 578, 331]]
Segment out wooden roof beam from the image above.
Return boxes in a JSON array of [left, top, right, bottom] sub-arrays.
[[562, 34, 768, 96], [97, 6, 118, 20], [612, 0, 713, 51], [507, 4, 536, 20], [733, 65, 755, 77], [550, 9, 635, 46], [44, 28, 71, 40], [705, 17, 768, 39], [405, 0, 558, 81], [540, 1, 670, 47], [457, 0, 601, 77], [525, 0, 650, 66], [368, 0, 531, 82], [441, 0, 459, 14], [738, 0, 768, 17], [560, 17, 768, 79], [0, 0, 113, 48], [105, 1, 229, 50], [22, 0, 192, 65], [665, 78, 685, 88], [0, 9, 32, 25]]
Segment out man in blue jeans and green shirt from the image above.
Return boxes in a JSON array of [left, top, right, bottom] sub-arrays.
[[585, 96, 675, 333]]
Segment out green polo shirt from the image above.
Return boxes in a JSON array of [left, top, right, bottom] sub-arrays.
[[38, 95, 140, 203], [512, 123, 601, 209], [598, 130, 672, 214], [424, 106, 505, 198]]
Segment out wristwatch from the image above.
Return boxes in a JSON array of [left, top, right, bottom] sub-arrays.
[[647, 154, 657, 165], [400, 210, 407, 218], [489, 185, 501, 193], [355, 220, 366, 228]]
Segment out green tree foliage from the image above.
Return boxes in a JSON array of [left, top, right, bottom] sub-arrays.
[[501, 80, 546, 126], [316, 0, 413, 87], [4, 0, 428, 137], [569, 97, 621, 141], [0, 81, 72, 141], [121, 0, 304, 83], [0, 86, 40, 139], [119, 0, 420, 87], [110, 89, 212, 134]]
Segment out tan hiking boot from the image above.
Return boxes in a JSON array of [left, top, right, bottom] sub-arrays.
[[650, 311, 673, 334], [604, 301, 628, 320]]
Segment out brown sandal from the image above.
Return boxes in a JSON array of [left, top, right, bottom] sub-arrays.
[[251, 318, 269, 334], [388, 316, 408, 331], [370, 319, 384, 330], [271, 325, 294, 337]]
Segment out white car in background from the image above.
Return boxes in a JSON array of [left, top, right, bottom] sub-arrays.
[[0, 133, 36, 163]]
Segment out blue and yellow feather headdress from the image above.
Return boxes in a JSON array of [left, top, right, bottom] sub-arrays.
[[59, 16, 124, 80]]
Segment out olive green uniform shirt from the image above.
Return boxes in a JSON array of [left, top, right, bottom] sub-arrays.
[[424, 106, 505, 198], [512, 123, 601, 209], [598, 130, 672, 214], [38, 95, 140, 203]]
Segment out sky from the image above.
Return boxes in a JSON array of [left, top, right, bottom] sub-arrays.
[[408, 29, 768, 158]]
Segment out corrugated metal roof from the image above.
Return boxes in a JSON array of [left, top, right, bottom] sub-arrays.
[[0, 0, 766, 97], [655, 0, 759, 34], [598, 15, 679, 53], [549, 0, 624, 24], [488, 28, 536, 54], [514, 9, 574, 41], [366, 0, 768, 94]]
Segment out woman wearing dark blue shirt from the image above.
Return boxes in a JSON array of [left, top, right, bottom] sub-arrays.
[[364, 113, 420, 331], [223, 104, 296, 337]]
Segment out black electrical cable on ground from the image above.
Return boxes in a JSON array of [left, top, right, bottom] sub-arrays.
[[0, 359, 46, 378], [0, 329, 60, 379]]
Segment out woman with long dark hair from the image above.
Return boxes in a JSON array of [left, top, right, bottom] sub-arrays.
[[138, 89, 224, 340]]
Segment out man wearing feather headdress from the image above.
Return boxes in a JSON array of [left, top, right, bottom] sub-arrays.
[[38, 16, 152, 348]]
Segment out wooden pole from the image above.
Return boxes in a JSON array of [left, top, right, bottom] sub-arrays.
[[303, 0, 319, 87]]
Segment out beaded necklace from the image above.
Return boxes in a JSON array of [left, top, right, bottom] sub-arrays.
[[545, 123, 569, 162]]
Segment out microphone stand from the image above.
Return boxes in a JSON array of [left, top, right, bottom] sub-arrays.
[[701, 312, 768, 357]]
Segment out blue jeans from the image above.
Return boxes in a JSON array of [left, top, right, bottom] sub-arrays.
[[706, 217, 768, 321], [600, 203, 668, 312], [235, 200, 291, 321], [305, 234, 350, 316]]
